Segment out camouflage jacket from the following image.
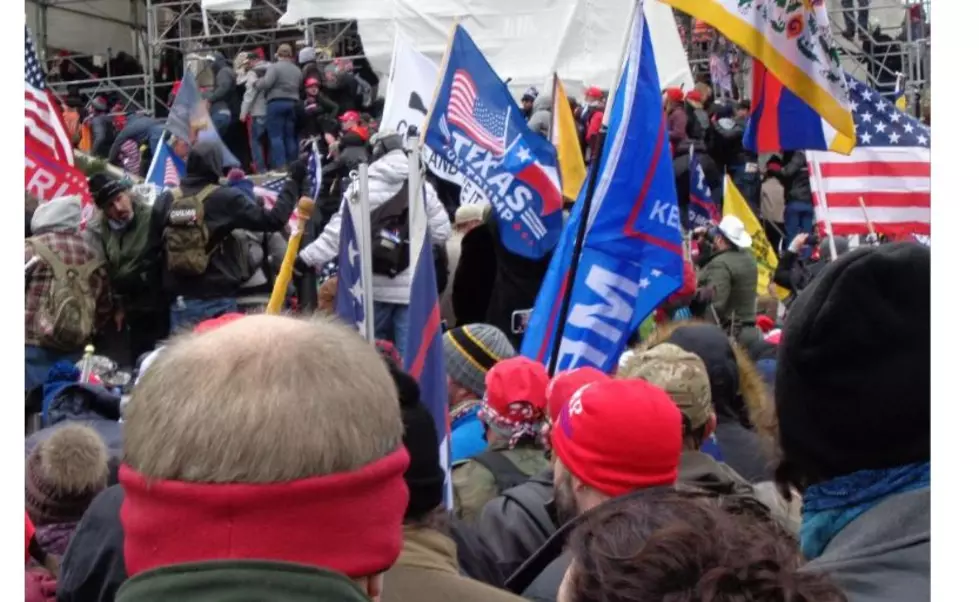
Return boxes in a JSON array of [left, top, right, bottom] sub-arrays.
[[451, 442, 550, 522]]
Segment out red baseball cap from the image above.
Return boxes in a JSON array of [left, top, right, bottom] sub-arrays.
[[551, 379, 682, 497], [304, 77, 319, 88], [545, 367, 608, 423], [685, 89, 703, 103], [194, 313, 246, 334], [483, 357, 548, 418], [339, 110, 360, 123], [664, 87, 684, 103], [584, 86, 603, 100]]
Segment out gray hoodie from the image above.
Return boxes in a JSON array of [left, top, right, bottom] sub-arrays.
[[240, 61, 269, 118], [527, 95, 553, 138], [804, 488, 930, 602], [255, 57, 303, 102]]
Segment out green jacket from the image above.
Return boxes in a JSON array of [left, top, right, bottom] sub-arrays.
[[698, 248, 758, 326], [451, 441, 549, 521], [115, 560, 371, 602], [98, 201, 161, 311]]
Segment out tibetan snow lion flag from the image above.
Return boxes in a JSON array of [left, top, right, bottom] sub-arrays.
[[663, 0, 856, 154]]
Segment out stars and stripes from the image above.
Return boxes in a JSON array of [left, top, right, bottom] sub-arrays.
[[254, 177, 300, 234], [447, 70, 507, 156], [807, 77, 930, 237], [25, 26, 74, 166], [163, 157, 181, 187]]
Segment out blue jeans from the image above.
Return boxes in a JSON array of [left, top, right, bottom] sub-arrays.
[[249, 116, 267, 173], [170, 297, 238, 334], [374, 301, 410, 359], [784, 200, 815, 243], [211, 111, 232, 137], [266, 99, 298, 169], [25, 345, 81, 393]]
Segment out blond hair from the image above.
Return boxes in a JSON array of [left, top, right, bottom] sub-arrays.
[[276, 43, 293, 59], [124, 314, 403, 483]]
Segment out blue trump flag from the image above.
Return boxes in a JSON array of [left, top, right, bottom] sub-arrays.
[[404, 220, 452, 507], [688, 151, 719, 229], [424, 25, 564, 259], [146, 140, 186, 189], [519, 4, 684, 373], [334, 201, 366, 335], [166, 71, 239, 167]]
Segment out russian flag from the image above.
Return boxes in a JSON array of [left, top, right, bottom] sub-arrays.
[[744, 60, 850, 154]]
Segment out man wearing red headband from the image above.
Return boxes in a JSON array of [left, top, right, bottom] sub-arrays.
[[115, 315, 409, 601]]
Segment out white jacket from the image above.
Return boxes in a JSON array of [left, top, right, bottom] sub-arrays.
[[300, 150, 451, 305]]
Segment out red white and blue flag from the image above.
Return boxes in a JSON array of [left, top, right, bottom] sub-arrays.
[[334, 200, 366, 335], [254, 176, 301, 235], [426, 25, 563, 259], [24, 25, 92, 206], [405, 186, 451, 507], [806, 77, 930, 237]]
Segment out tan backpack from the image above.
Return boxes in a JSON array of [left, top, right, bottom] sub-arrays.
[[29, 240, 102, 350]]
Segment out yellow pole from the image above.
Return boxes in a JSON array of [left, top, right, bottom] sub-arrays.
[[266, 197, 316, 314]]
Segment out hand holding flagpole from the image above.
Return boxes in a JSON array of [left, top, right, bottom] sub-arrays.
[[266, 197, 316, 314]]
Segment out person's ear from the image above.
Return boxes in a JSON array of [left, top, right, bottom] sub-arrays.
[[366, 574, 383, 601], [703, 413, 718, 443]]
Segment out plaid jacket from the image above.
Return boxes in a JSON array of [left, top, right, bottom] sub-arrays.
[[25, 232, 112, 347]]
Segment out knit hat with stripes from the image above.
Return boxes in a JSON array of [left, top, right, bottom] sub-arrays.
[[442, 324, 515, 398]]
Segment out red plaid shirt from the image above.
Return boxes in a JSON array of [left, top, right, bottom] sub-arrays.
[[25, 232, 112, 347]]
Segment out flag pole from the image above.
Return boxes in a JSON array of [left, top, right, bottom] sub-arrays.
[[808, 155, 838, 260], [145, 129, 169, 186], [355, 162, 376, 343], [545, 0, 640, 376], [266, 197, 316, 314], [406, 127, 423, 278], [418, 20, 459, 143]]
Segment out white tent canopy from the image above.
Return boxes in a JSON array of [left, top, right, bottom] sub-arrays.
[[279, 0, 694, 97]]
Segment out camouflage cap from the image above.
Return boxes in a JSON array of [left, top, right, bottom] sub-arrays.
[[617, 343, 713, 430]]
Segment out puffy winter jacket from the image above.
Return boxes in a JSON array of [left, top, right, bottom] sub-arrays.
[[527, 95, 553, 138], [299, 150, 451, 304]]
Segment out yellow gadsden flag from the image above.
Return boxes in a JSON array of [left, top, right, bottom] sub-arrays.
[[722, 176, 790, 300], [551, 74, 586, 201]]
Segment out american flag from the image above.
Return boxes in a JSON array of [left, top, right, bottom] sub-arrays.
[[254, 176, 300, 234], [447, 70, 508, 155], [806, 78, 930, 237], [25, 26, 74, 165], [163, 156, 181, 187]]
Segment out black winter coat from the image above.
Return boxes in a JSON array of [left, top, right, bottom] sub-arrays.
[[484, 214, 552, 348], [779, 151, 813, 204], [452, 224, 496, 327], [152, 140, 299, 300]]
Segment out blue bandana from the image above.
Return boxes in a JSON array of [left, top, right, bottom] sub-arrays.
[[800, 462, 930, 560]]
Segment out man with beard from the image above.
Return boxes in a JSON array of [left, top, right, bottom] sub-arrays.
[[504, 379, 682, 602], [87, 173, 168, 366]]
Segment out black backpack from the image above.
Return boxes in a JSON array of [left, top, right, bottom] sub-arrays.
[[369, 181, 410, 278], [470, 451, 533, 493]]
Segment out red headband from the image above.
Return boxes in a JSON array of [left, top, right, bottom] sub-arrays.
[[120, 446, 409, 578]]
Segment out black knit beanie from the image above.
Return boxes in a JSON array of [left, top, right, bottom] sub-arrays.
[[383, 357, 445, 521], [776, 242, 930, 482]]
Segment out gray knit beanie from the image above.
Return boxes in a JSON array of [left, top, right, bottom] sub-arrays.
[[442, 324, 515, 397]]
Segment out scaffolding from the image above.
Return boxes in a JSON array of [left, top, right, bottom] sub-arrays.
[[31, 0, 366, 116], [676, 0, 930, 117]]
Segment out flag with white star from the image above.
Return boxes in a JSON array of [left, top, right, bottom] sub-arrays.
[[806, 76, 930, 237], [688, 151, 720, 229], [334, 200, 366, 335]]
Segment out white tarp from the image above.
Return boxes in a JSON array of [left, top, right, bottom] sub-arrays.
[[280, 0, 694, 97]]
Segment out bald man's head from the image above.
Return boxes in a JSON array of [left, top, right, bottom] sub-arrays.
[[124, 315, 402, 483]]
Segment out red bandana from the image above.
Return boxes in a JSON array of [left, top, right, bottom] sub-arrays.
[[120, 447, 409, 578]]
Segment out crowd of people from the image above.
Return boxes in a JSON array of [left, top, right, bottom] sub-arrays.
[[25, 37, 931, 601]]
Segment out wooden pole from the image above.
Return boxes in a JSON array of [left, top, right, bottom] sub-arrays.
[[266, 197, 316, 314]]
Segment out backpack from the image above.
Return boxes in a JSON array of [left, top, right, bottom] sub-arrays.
[[163, 184, 219, 277], [369, 180, 411, 278], [28, 240, 102, 351], [470, 451, 533, 493]]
